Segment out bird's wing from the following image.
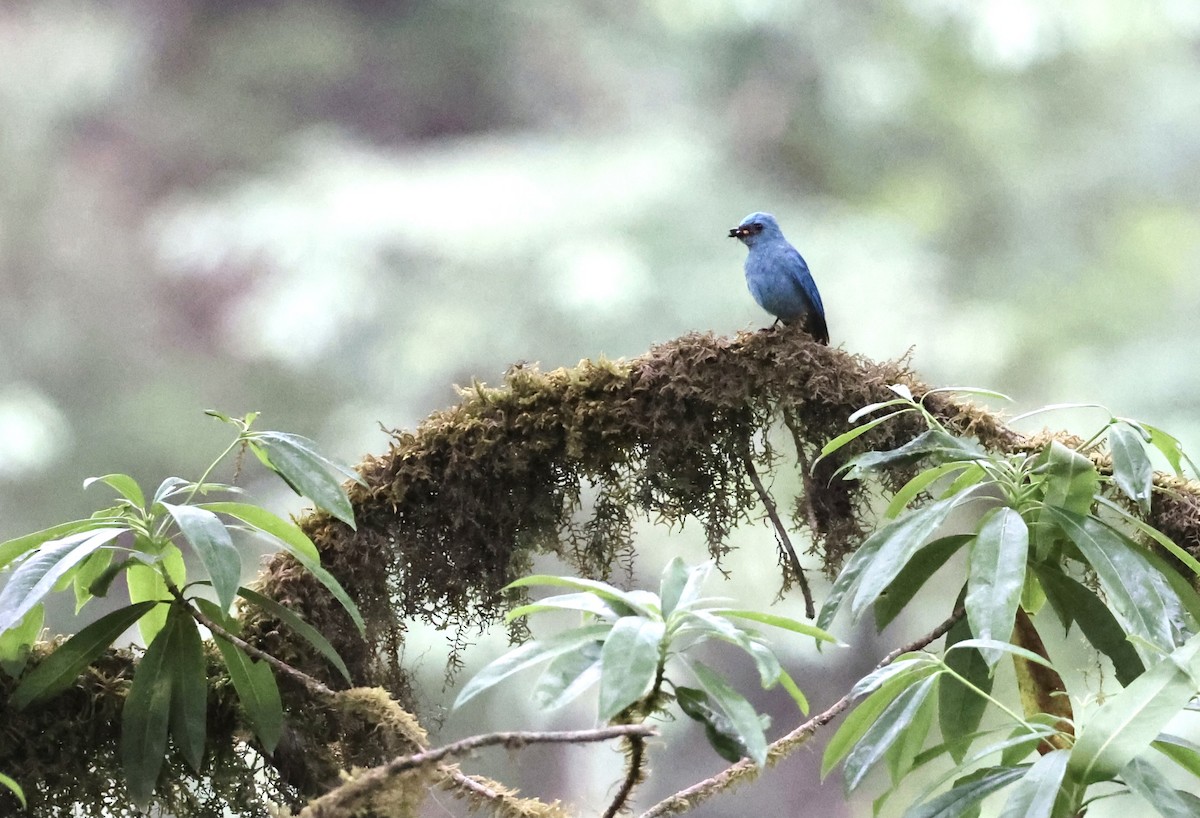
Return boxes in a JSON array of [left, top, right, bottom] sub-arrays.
[[784, 246, 829, 344]]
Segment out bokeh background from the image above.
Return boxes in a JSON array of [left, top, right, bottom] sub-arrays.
[[3, 1, 1200, 815]]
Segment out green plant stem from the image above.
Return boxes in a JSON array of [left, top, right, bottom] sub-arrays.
[[937, 660, 1043, 738]]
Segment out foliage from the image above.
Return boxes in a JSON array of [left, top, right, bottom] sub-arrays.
[[0, 412, 362, 810], [819, 386, 1200, 817], [456, 558, 834, 766]]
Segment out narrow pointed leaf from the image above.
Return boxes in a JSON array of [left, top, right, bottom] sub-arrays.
[[777, 668, 810, 715], [997, 750, 1069, 818], [1067, 633, 1200, 784], [707, 609, 838, 642], [659, 557, 690, 617], [825, 663, 940, 777], [821, 410, 909, 458], [1033, 565, 1144, 685], [0, 519, 108, 572], [940, 616, 992, 763], [598, 616, 664, 720], [237, 586, 351, 684], [0, 772, 24, 808], [11, 602, 157, 708], [844, 675, 938, 792], [675, 686, 751, 763], [965, 508, 1029, 666], [1044, 507, 1187, 657], [249, 432, 360, 528], [212, 634, 283, 753], [886, 463, 977, 519], [454, 623, 610, 709], [121, 620, 177, 806], [0, 528, 125, 633], [506, 592, 627, 622], [875, 536, 973, 631], [84, 473, 146, 508], [690, 659, 768, 766], [1122, 755, 1198, 818], [199, 501, 320, 565], [1152, 733, 1200, 779], [904, 766, 1029, 818], [161, 503, 240, 613], [505, 575, 657, 617], [168, 610, 207, 771], [1109, 422, 1154, 514], [1142, 423, 1199, 478], [73, 549, 114, 612], [885, 676, 937, 783], [534, 642, 602, 710], [849, 495, 966, 621]]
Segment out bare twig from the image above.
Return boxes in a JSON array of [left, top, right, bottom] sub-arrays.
[[638, 608, 965, 818], [742, 450, 815, 618], [782, 411, 824, 541], [180, 593, 338, 699], [300, 725, 656, 816]]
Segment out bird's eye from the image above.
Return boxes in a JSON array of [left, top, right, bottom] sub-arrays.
[[750, 223, 763, 233]]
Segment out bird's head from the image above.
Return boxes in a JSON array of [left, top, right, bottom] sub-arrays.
[[727, 212, 782, 247]]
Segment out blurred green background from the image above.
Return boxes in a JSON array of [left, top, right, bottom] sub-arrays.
[[2, 1, 1199, 815]]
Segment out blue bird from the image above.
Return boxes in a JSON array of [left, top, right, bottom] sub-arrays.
[[729, 212, 828, 345]]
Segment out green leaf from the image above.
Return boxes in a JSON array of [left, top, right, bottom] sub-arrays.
[[0, 771, 25, 808], [11, 602, 158, 708], [689, 659, 768, 766], [1033, 565, 1144, 686], [0, 518, 109, 572], [820, 409, 910, 459], [996, 750, 1069, 818], [940, 616, 992, 763], [505, 575, 658, 618], [212, 634, 283, 753], [73, 548, 114, 612], [507, 592, 628, 623], [1044, 507, 1189, 658], [843, 675, 938, 793], [1036, 441, 1099, 517], [1066, 632, 1200, 785], [965, 508, 1029, 667], [818, 495, 963, 631], [1122, 755, 1198, 818], [841, 429, 986, 480], [454, 623, 611, 709], [127, 556, 177, 645], [1108, 421, 1154, 514], [874, 536, 973, 631], [675, 686, 751, 763], [168, 610, 207, 771], [705, 609, 839, 642], [121, 614, 177, 806], [534, 642, 602, 709], [161, 502, 240, 613], [886, 463, 978, 520], [0, 528, 125, 633], [904, 766, 1029, 818], [1152, 733, 1200, 779], [659, 557, 690, 617], [598, 616, 665, 720], [1141, 423, 1199, 478], [885, 674, 937, 784], [0, 603, 43, 677], [84, 473, 146, 509], [675, 610, 781, 687], [249, 432, 361, 528], [777, 668, 810, 715], [237, 586, 352, 684], [850, 495, 968, 621], [199, 501, 321, 565], [825, 662, 940, 777], [1094, 495, 1200, 578]]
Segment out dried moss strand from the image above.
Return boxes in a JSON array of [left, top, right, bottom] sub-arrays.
[[603, 733, 647, 818], [637, 607, 966, 818], [741, 450, 814, 618]]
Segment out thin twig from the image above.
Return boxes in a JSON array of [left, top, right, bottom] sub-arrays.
[[638, 608, 965, 818], [300, 725, 656, 816], [741, 450, 815, 618], [782, 411, 824, 540], [603, 732, 647, 818], [184, 598, 337, 699]]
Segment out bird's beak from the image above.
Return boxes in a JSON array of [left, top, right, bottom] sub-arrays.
[[728, 227, 743, 238]]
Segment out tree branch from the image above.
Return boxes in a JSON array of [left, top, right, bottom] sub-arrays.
[[742, 449, 815, 618], [298, 725, 656, 816], [637, 607, 965, 818]]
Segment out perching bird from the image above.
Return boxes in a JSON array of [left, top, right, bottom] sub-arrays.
[[729, 211, 829, 345]]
